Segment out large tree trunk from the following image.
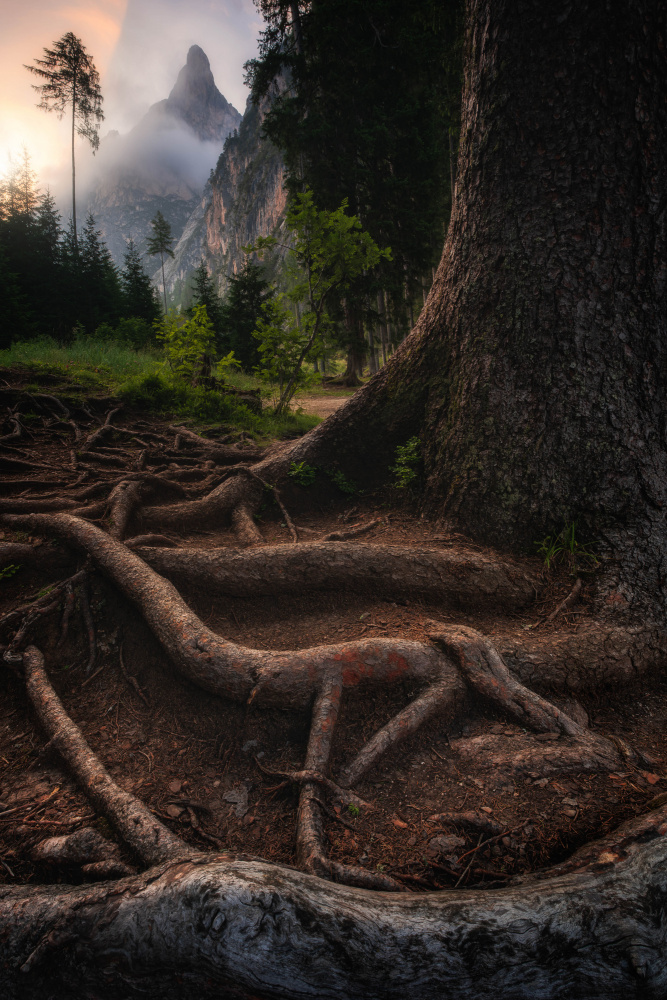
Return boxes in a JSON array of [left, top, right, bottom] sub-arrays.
[[3, 3, 667, 997], [296, 0, 667, 604]]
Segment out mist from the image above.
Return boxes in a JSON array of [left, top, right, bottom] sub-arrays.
[[103, 0, 260, 134]]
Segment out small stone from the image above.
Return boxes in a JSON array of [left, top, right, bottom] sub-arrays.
[[425, 834, 465, 859], [407, 836, 417, 847], [562, 797, 578, 807], [392, 818, 408, 830], [168, 780, 182, 794], [242, 814, 255, 826], [563, 807, 577, 818], [166, 804, 183, 818], [501, 836, 511, 848], [480, 806, 493, 814], [223, 786, 249, 818]]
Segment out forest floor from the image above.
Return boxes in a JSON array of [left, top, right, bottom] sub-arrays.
[[293, 390, 354, 419], [1, 373, 666, 896]]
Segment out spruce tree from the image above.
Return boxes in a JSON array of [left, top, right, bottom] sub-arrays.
[[189, 260, 224, 339], [220, 259, 272, 370], [79, 213, 122, 332], [25, 33, 104, 252], [146, 211, 175, 313], [121, 239, 161, 326]]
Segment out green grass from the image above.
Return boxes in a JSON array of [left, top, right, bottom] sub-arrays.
[[0, 337, 161, 391], [0, 337, 321, 440]]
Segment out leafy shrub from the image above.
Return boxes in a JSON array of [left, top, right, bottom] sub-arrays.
[[288, 461, 318, 486], [390, 436, 421, 489], [328, 469, 358, 495]]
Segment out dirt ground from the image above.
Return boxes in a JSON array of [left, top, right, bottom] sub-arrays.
[[1, 380, 666, 894], [293, 390, 354, 419]]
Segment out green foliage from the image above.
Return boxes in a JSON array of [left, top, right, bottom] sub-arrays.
[[121, 239, 161, 326], [147, 210, 175, 313], [390, 436, 421, 489], [252, 294, 319, 401], [328, 470, 358, 495], [155, 305, 235, 386], [535, 523, 599, 574], [288, 461, 317, 486], [0, 564, 20, 582], [219, 258, 273, 370], [116, 369, 319, 437], [247, 0, 462, 310], [248, 188, 390, 414], [347, 804, 360, 818]]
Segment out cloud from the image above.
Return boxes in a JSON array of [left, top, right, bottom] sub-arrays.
[[1, 0, 259, 199]]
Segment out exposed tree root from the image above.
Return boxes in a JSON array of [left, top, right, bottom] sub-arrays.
[[426, 811, 504, 837], [135, 540, 538, 609], [167, 424, 265, 464], [2, 838, 667, 997], [338, 674, 466, 788], [2, 502, 667, 994], [19, 646, 189, 867]]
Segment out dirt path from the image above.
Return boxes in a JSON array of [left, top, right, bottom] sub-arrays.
[[295, 390, 355, 419]]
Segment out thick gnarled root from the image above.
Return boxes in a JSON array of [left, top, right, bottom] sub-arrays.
[[136, 539, 539, 609]]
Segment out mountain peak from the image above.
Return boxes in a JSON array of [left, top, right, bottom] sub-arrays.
[[186, 44, 210, 72], [161, 45, 240, 141]]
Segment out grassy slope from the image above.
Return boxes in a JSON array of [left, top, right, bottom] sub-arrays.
[[0, 338, 322, 441]]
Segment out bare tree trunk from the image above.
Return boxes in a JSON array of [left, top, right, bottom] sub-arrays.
[[71, 78, 77, 253], [377, 290, 388, 366]]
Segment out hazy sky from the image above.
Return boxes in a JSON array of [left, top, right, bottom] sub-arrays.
[[1, 0, 262, 188]]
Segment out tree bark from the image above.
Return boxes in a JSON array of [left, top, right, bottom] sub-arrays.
[[3, 837, 667, 999], [290, 0, 667, 606]]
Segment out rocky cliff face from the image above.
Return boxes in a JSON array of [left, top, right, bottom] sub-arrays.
[[86, 46, 241, 266], [163, 90, 287, 302]]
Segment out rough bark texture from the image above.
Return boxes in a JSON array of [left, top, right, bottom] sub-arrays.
[[277, 0, 667, 609], [2, 837, 667, 999]]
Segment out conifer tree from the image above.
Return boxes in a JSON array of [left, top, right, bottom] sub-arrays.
[[220, 258, 272, 370], [121, 239, 161, 326], [26, 33, 104, 252], [189, 260, 224, 338], [146, 211, 175, 313], [78, 213, 122, 332]]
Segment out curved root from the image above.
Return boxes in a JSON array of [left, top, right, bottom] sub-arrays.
[[20, 646, 189, 866]]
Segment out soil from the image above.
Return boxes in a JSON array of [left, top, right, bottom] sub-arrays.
[[293, 390, 353, 419], [1, 382, 666, 894]]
